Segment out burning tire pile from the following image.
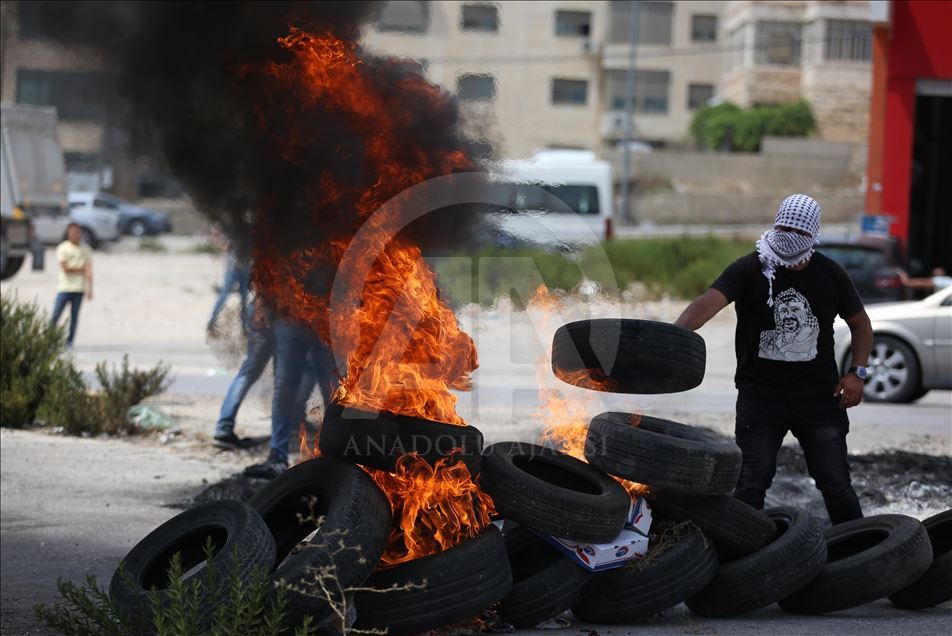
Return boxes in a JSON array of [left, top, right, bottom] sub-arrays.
[[110, 319, 951, 633]]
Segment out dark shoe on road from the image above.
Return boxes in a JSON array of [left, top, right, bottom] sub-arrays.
[[244, 452, 289, 479], [213, 432, 244, 450]]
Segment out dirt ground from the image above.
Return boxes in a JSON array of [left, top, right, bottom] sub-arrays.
[[1, 238, 950, 634]]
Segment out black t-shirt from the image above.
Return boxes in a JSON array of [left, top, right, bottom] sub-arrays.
[[711, 251, 864, 392]]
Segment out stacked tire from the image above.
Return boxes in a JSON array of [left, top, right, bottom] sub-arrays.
[[107, 317, 949, 631], [110, 402, 506, 634], [553, 319, 828, 621], [554, 318, 945, 621]]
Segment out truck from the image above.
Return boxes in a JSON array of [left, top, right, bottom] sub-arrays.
[[1, 104, 68, 279], [489, 150, 614, 249]]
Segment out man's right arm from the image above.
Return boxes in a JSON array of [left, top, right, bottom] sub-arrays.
[[674, 288, 729, 331]]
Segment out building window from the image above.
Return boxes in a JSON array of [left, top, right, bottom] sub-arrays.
[[555, 10, 591, 37], [607, 69, 671, 113], [63, 152, 101, 172], [687, 83, 715, 110], [376, 1, 429, 33], [457, 74, 496, 101], [825, 20, 872, 62], [461, 4, 499, 32], [15, 69, 105, 121], [755, 21, 802, 66], [726, 27, 746, 71], [551, 79, 588, 105], [17, 2, 49, 39], [691, 15, 718, 42], [609, 2, 674, 46]]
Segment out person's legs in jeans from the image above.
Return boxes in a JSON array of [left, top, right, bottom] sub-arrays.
[[235, 268, 250, 333], [214, 325, 274, 439], [65, 292, 83, 345], [308, 338, 337, 412], [733, 389, 790, 510], [52, 292, 84, 346], [269, 321, 310, 464], [207, 257, 240, 331], [51, 292, 70, 330], [293, 339, 337, 449], [791, 397, 862, 524]]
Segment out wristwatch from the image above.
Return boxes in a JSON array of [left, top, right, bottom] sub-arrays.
[[848, 366, 869, 380]]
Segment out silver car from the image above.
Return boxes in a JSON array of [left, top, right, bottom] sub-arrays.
[[834, 288, 952, 403]]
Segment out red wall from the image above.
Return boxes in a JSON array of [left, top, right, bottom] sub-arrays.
[[880, 0, 952, 243]]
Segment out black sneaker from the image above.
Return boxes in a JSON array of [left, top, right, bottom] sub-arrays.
[[212, 432, 244, 450], [244, 452, 288, 479]]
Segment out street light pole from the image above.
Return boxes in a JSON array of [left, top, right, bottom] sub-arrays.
[[619, 0, 638, 226]]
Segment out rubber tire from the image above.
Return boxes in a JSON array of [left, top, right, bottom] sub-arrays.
[[319, 402, 483, 476], [573, 525, 718, 623], [586, 413, 741, 496], [248, 457, 392, 622], [129, 220, 148, 237], [109, 500, 276, 629], [647, 491, 776, 558], [498, 525, 593, 628], [551, 319, 705, 394], [0, 255, 24, 280], [779, 514, 934, 614], [479, 441, 631, 543], [890, 509, 952, 609], [864, 335, 922, 404], [686, 506, 827, 617], [353, 527, 512, 635]]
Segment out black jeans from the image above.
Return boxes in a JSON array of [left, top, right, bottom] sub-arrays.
[[733, 387, 863, 524]]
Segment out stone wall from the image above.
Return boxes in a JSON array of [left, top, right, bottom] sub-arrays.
[[616, 137, 863, 192], [614, 138, 866, 225], [631, 191, 863, 225], [801, 64, 872, 143]]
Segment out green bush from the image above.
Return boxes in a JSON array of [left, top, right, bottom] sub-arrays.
[[1, 294, 171, 435], [688, 101, 741, 151], [94, 355, 171, 435], [37, 360, 103, 435], [0, 294, 68, 427], [433, 237, 751, 305], [690, 99, 816, 151], [34, 551, 317, 636]]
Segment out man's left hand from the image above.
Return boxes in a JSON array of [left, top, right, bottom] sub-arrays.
[[834, 373, 865, 409]]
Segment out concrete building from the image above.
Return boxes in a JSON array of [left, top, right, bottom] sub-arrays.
[[362, 1, 727, 157], [0, 1, 111, 185], [721, 0, 874, 143]]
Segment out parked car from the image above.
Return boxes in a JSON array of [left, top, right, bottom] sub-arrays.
[[65, 192, 121, 248], [88, 191, 173, 236], [834, 287, 952, 403], [70, 192, 172, 236], [817, 236, 909, 304]]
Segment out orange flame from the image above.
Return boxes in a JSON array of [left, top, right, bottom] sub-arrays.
[[367, 453, 496, 566], [251, 29, 476, 425], [248, 29, 488, 562], [530, 286, 648, 498]]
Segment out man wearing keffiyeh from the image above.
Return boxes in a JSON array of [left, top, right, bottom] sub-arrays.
[[675, 194, 873, 524]]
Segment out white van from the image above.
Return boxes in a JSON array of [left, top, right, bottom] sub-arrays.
[[489, 150, 613, 249]]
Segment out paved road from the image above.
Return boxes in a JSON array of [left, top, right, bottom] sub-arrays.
[[3, 428, 948, 636], [68, 302, 952, 456]]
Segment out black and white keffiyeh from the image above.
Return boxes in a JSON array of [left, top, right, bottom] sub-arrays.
[[756, 194, 821, 306]]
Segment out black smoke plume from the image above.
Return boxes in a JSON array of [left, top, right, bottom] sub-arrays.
[[23, 1, 492, 257]]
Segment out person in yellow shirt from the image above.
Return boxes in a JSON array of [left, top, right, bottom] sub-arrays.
[[51, 223, 93, 347]]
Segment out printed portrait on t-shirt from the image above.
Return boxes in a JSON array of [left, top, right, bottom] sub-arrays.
[[758, 288, 819, 362]]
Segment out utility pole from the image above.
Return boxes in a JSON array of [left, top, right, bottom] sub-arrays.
[[619, 0, 638, 226]]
